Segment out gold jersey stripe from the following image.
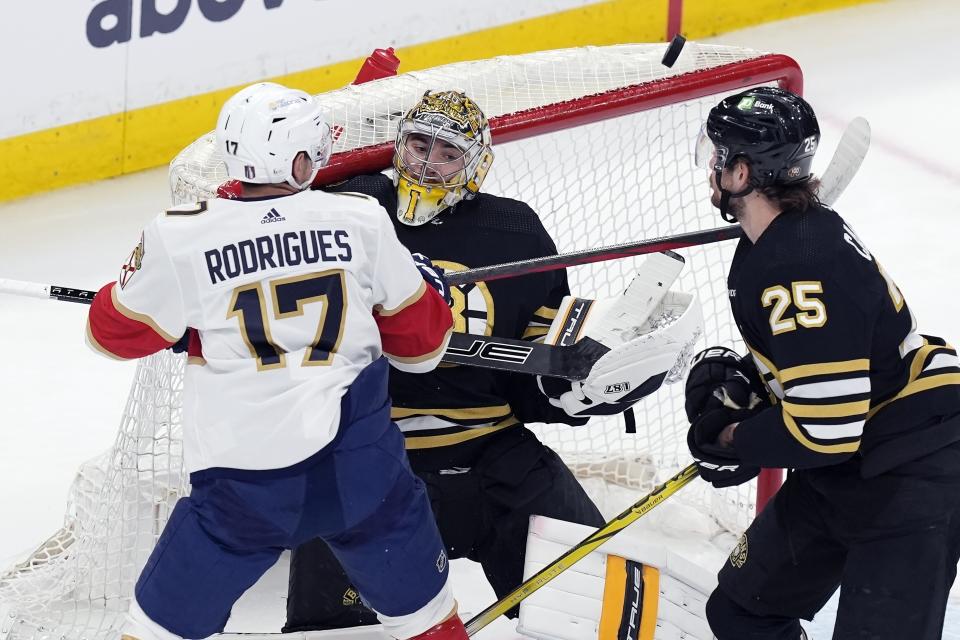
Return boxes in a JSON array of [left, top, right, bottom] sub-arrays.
[[746, 343, 780, 379], [598, 555, 627, 640], [533, 305, 559, 320], [783, 409, 861, 454], [782, 399, 870, 419], [187, 355, 207, 366], [374, 281, 426, 316], [868, 372, 960, 420], [403, 419, 519, 449], [521, 326, 550, 340], [909, 340, 941, 382], [391, 403, 512, 420], [779, 359, 870, 384]]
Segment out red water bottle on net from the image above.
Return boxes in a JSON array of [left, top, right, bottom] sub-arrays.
[[353, 47, 400, 84]]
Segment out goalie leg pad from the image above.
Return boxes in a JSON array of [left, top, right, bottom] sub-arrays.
[[517, 516, 716, 640]]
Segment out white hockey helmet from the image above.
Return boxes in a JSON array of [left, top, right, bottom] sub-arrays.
[[393, 90, 494, 226], [216, 82, 333, 190]]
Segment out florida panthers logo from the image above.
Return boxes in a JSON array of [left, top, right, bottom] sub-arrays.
[[119, 233, 145, 290], [435, 260, 494, 336]]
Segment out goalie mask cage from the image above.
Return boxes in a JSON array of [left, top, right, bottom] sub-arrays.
[[1, 43, 800, 640]]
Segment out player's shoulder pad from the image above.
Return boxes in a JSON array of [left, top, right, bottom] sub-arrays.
[[756, 205, 845, 272], [468, 193, 545, 234], [324, 172, 394, 197]]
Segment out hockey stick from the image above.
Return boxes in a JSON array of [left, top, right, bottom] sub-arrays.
[[464, 463, 700, 636], [447, 116, 871, 287], [0, 278, 598, 378], [0, 280, 97, 304], [0, 253, 684, 381], [445, 250, 686, 378]]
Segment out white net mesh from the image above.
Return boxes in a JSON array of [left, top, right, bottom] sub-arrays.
[[1, 43, 798, 640]]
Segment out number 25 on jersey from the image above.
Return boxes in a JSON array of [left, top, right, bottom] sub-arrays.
[[761, 281, 827, 335]]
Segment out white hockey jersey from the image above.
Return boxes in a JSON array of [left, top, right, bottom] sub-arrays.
[[87, 190, 452, 474]]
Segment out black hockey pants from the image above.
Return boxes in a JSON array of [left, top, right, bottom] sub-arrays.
[[708, 439, 960, 640], [283, 425, 604, 631]]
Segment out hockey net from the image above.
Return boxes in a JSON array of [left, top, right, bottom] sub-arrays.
[[1, 43, 800, 640]]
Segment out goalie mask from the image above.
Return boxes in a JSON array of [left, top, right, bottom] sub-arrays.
[[393, 90, 494, 226], [216, 82, 333, 190]]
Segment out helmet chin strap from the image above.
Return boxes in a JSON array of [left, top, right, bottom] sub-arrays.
[[714, 167, 754, 223], [287, 165, 320, 191]]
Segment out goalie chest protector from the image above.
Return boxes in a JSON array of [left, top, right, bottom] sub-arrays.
[[325, 173, 581, 465]]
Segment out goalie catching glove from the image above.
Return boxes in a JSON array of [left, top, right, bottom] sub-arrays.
[[538, 290, 703, 418], [517, 515, 717, 640]]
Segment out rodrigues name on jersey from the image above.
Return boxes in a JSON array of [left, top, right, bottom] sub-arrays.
[[86, 190, 453, 476]]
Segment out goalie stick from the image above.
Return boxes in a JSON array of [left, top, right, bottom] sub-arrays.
[[447, 116, 871, 286]]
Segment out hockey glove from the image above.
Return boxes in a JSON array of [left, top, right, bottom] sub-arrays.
[[538, 371, 668, 417], [685, 346, 768, 422], [411, 252, 452, 306], [169, 329, 191, 354], [687, 408, 760, 488]]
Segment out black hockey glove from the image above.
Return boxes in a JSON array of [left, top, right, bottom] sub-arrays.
[[685, 346, 768, 422], [687, 408, 760, 488], [411, 252, 452, 306], [169, 329, 191, 354], [537, 373, 665, 417]]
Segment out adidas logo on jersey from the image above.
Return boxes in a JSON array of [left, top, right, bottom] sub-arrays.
[[260, 208, 286, 224]]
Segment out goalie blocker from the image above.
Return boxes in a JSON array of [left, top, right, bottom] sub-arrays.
[[517, 515, 716, 640]]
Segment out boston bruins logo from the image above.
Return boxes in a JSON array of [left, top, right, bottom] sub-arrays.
[[729, 533, 748, 568], [342, 587, 361, 606], [413, 91, 485, 139], [435, 260, 494, 336]]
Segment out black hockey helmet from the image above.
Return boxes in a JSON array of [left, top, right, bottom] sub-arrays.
[[696, 86, 820, 221]]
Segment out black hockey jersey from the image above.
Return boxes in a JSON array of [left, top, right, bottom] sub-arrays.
[[325, 173, 584, 468], [728, 204, 960, 476]]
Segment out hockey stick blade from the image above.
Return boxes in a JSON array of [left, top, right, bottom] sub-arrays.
[[464, 463, 700, 636], [443, 332, 607, 380], [818, 116, 870, 207], [448, 117, 869, 287]]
